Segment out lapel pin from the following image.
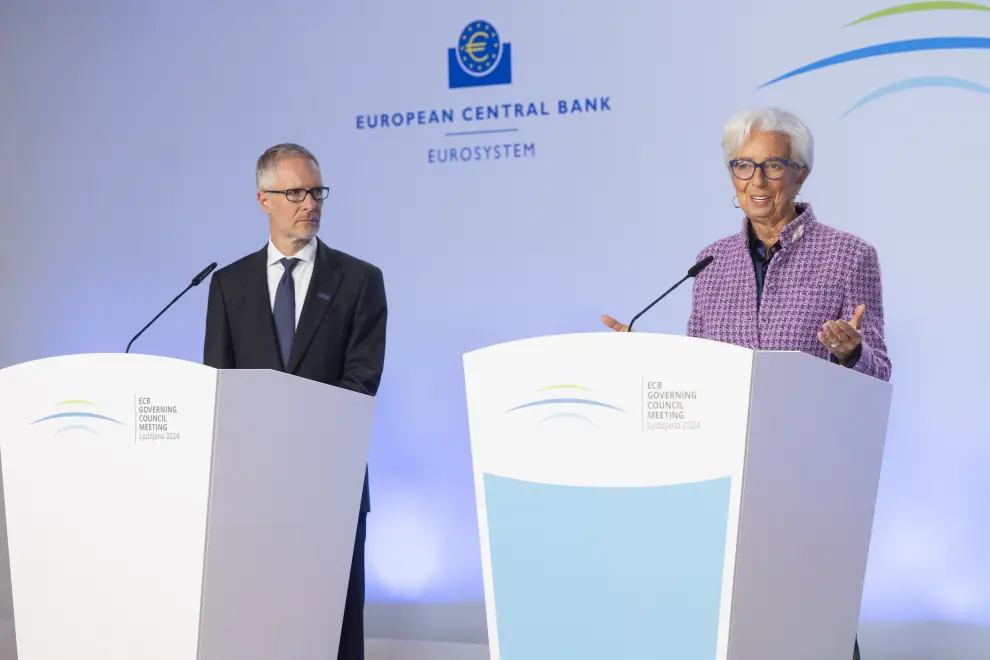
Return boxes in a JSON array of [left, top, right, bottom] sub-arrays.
[[316, 291, 332, 302]]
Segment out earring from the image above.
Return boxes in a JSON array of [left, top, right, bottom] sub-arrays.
[[794, 193, 803, 204], [732, 195, 741, 209]]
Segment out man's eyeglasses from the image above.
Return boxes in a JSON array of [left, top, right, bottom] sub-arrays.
[[263, 187, 330, 202]]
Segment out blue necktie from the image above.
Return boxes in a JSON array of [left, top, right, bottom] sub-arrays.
[[273, 257, 300, 369]]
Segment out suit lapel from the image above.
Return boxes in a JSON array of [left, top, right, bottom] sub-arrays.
[[287, 240, 343, 374], [247, 246, 284, 370]]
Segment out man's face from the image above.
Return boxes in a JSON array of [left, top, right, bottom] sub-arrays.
[[258, 156, 323, 245]]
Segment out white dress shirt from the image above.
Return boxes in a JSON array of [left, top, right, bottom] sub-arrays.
[[267, 238, 317, 330]]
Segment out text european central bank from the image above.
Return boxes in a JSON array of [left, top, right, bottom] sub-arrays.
[[352, 21, 613, 165]]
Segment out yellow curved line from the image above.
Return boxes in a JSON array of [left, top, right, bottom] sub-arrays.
[[56, 399, 96, 407], [538, 384, 594, 392]]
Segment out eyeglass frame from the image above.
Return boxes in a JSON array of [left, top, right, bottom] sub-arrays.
[[262, 187, 330, 202], [727, 158, 805, 181]]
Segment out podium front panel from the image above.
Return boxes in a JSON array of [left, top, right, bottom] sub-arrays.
[[0, 354, 218, 660], [463, 333, 754, 660]]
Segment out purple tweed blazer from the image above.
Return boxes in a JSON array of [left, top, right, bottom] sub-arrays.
[[687, 203, 891, 382]]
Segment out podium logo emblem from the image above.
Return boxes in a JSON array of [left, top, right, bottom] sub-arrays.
[[448, 20, 512, 89], [506, 384, 624, 429], [30, 399, 123, 437]]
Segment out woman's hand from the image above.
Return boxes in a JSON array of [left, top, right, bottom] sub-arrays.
[[818, 304, 865, 364], [601, 314, 633, 332]]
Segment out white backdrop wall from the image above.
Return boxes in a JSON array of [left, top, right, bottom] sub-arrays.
[[1, 0, 989, 653]]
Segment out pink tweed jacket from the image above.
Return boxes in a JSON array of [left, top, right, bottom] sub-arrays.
[[687, 203, 891, 382]]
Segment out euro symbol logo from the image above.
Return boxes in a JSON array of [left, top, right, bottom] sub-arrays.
[[465, 32, 491, 63], [449, 20, 510, 86], [456, 21, 502, 75]]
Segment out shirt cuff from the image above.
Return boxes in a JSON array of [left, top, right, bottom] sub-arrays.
[[831, 343, 863, 369]]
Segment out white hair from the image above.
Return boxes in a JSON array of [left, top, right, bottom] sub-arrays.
[[255, 143, 320, 189], [721, 107, 814, 172]]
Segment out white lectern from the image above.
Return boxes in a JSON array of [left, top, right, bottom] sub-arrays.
[[463, 333, 892, 660], [0, 353, 375, 660]]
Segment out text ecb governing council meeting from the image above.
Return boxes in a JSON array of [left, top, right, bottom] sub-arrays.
[[353, 21, 612, 165]]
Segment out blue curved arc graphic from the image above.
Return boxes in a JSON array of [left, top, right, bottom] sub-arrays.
[[55, 425, 100, 436], [760, 37, 990, 88], [842, 76, 990, 117], [506, 398, 625, 413], [31, 412, 123, 425], [537, 412, 602, 428]]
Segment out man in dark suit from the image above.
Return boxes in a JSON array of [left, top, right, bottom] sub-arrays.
[[203, 143, 386, 660]]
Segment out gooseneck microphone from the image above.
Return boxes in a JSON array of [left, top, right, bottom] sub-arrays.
[[627, 256, 714, 331], [125, 262, 218, 353]]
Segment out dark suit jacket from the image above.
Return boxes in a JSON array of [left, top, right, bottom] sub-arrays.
[[203, 238, 387, 513]]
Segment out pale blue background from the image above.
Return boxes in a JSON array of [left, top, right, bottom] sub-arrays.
[[1, 0, 988, 646]]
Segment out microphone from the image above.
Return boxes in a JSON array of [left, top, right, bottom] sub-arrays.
[[627, 256, 714, 331], [125, 262, 218, 353]]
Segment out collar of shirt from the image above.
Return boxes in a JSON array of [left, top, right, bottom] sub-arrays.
[[747, 221, 784, 312], [747, 221, 782, 265], [738, 202, 818, 252], [267, 237, 317, 266]]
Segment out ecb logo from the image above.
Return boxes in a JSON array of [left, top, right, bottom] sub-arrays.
[[30, 399, 123, 438], [448, 20, 512, 89]]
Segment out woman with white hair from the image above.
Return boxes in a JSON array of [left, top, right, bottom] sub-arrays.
[[604, 107, 890, 659], [604, 106, 890, 381]]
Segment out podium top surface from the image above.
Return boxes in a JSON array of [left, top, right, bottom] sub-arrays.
[[465, 331, 750, 354], [466, 332, 774, 364], [0, 352, 212, 376], [463, 332, 890, 390]]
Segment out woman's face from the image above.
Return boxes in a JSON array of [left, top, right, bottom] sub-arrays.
[[729, 131, 807, 224]]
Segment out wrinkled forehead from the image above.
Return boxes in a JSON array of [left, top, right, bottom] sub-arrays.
[[735, 131, 792, 161], [273, 155, 322, 188]]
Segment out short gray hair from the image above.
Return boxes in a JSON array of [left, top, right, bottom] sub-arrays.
[[721, 107, 814, 172], [256, 143, 320, 189]]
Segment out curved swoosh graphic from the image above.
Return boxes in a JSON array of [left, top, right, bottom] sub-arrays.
[[31, 412, 122, 425], [841, 76, 990, 117], [56, 399, 96, 407], [506, 398, 625, 412], [55, 425, 100, 436], [537, 412, 602, 428], [846, 2, 990, 27], [760, 37, 990, 88], [538, 384, 594, 392]]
